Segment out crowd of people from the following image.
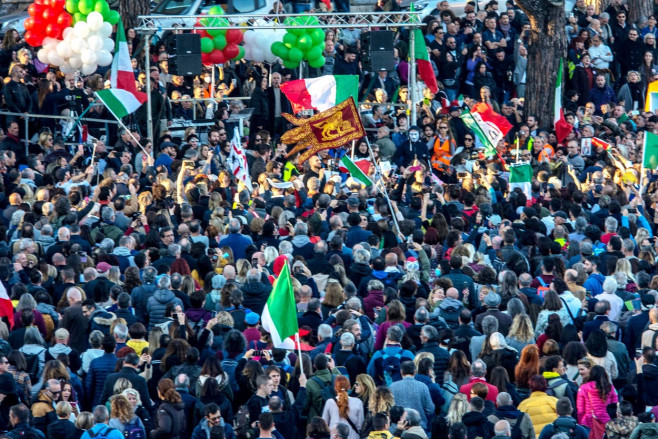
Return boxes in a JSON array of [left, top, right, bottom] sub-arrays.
[[0, 0, 658, 438]]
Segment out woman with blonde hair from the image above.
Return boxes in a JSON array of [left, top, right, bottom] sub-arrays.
[[506, 314, 536, 353], [353, 374, 376, 410], [122, 388, 154, 431], [109, 394, 145, 435], [235, 259, 251, 284], [446, 393, 469, 425], [322, 375, 364, 439], [322, 282, 345, 317], [108, 267, 122, 286], [361, 385, 395, 436], [75, 411, 94, 431], [614, 258, 636, 285]]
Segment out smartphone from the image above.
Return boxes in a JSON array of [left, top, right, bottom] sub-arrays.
[[211, 311, 217, 318], [408, 165, 422, 173], [183, 160, 195, 168], [254, 350, 262, 356]]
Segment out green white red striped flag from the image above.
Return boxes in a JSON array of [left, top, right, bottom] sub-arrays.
[[280, 75, 359, 114], [554, 59, 573, 143], [460, 108, 501, 158], [340, 155, 372, 186], [261, 260, 299, 348], [509, 163, 533, 198], [411, 4, 438, 94], [95, 21, 147, 119], [591, 137, 611, 151]]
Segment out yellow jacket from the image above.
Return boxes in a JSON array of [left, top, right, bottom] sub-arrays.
[[518, 391, 558, 438], [126, 339, 149, 355]]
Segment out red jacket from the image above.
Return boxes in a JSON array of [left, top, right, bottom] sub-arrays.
[[459, 377, 499, 402]]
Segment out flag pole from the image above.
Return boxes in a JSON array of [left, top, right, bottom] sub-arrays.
[[350, 140, 356, 160], [641, 133, 647, 190], [365, 136, 402, 236], [295, 332, 306, 377], [94, 92, 150, 157]]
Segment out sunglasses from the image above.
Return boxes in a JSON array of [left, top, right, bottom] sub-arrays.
[[465, 138, 474, 141]]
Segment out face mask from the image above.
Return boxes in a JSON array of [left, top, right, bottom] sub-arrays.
[[204, 77, 211, 83], [409, 131, 420, 142]]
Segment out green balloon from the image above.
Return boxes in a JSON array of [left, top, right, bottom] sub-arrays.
[[283, 58, 299, 69], [271, 41, 285, 57], [73, 12, 86, 23], [213, 34, 227, 50], [208, 5, 223, 14], [200, 37, 214, 53], [288, 47, 303, 63], [207, 28, 222, 37], [283, 32, 296, 47], [218, 17, 229, 27], [236, 45, 245, 61], [299, 16, 318, 26], [289, 26, 305, 36], [308, 56, 325, 68], [66, 0, 79, 13], [284, 17, 295, 26], [304, 46, 322, 61], [297, 35, 312, 51], [78, 0, 94, 15], [310, 29, 324, 45], [107, 9, 120, 24], [95, 1, 110, 19]]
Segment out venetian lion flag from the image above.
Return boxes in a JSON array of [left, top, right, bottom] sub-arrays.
[[283, 97, 365, 164], [280, 75, 359, 114], [643, 131, 658, 170], [509, 162, 533, 198], [554, 59, 573, 143], [95, 22, 147, 119], [261, 260, 299, 348], [411, 4, 438, 94]]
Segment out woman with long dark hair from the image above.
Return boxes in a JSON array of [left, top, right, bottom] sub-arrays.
[[577, 365, 618, 439], [537, 313, 563, 353], [151, 378, 185, 439], [586, 329, 619, 381]]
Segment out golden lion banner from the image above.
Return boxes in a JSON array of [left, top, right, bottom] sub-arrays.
[[283, 97, 365, 164]]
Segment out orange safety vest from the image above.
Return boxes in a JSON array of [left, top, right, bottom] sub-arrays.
[[537, 144, 555, 162], [431, 137, 455, 170]]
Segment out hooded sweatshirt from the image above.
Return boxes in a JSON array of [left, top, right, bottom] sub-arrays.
[[584, 273, 605, 297]]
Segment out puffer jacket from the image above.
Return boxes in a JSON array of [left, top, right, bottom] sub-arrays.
[[629, 422, 658, 439], [518, 391, 558, 436], [606, 416, 638, 439], [86, 352, 117, 407], [31, 389, 57, 436], [437, 297, 464, 329], [151, 401, 186, 439], [577, 381, 618, 428], [147, 289, 183, 330], [418, 342, 450, 385], [488, 405, 535, 439]]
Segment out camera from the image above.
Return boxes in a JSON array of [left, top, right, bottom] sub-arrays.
[[132, 212, 142, 220]]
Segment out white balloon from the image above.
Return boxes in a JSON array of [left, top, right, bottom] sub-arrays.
[[69, 56, 83, 69], [81, 49, 98, 65], [56, 41, 72, 58], [87, 35, 103, 51], [81, 63, 97, 75], [87, 11, 104, 31], [102, 38, 114, 52], [59, 64, 74, 74], [47, 51, 64, 66], [99, 22, 112, 38], [37, 49, 49, 64], [63, 27, 73, 40], [73, 21, 90, 39], [96, 50, 112, 66], [70, 38, 88, 54]]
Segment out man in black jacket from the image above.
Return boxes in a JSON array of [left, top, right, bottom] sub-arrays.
[[3, 67, 31, 124], [241, 269, 272, 315], [98, 353, 153, 415], [419, 325, 451, 385]]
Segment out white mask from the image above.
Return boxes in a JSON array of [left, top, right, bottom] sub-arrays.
[[204, 77, 211, 83], [409, 131, 420, 142]]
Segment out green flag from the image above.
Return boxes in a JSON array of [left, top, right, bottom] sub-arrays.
[[460, 109, 501, 157], [509, 163, 533, 198], [340, 155, 373, 187], [643, 131, 658, 170], [261, 261, 298, 348]]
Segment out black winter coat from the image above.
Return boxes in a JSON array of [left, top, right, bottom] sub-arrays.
[[151, 401, 186, 439]]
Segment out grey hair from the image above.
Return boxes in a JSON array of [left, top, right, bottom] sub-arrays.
[[168, 243, 181, 257], [599, 12, 609, 19], [278, 211, 296, 229], [10, 210, 24, 227], [41, 224, 53, 236], [340, 332, 355, 347], [157, 275, 171, 289], [228, 218, 241, 234], [368, 279, 384, 292], [580, 241, 593, 255], [175, 373, 190, 390], [481, 315, 499, 335], [24, 326, 45, 346], [613, 272, 627, 288], [472, 359, 487, 377], [294, 222, 308, 236], [345, 297, 362, 311], [415, 307, 429, 324], [317, 324, 333, 340], [574, 217, 587, 233], [100, 238, 115, 253], [496, 392, 513, 406], [170, 273, 183, 290], [113, 323, 128, 340], [279, 241, 293, 255], [93, 405, 110, 423], [353, 249, 371, 264], [405, 409, 421, 427], [489, 332, 507, 350], [605, 217, 618, 233], [143, 266, 157, 283], [494, 420, 511, 436], [314, 240, 328, 254], [101, 207, 115, 222], [89, 330, 104, 348], [246, 269, 261, 283], [334, 424, 350, 439], [16, 293, 36, 312], [421, 324, 438, 341], [603, 277, 618, 294], [19, 238, 33, 252]]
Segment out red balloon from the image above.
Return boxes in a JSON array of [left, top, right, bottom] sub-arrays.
[[225, 29, 242, 45], [57, 12, 72, 28], [50, 0, 66, 10], [24, 31, 43, 47], [201, 52, 211, 65], [42, 8, 56, 22], [32, 17, 45, 30], [41, 0, 50, 7], [209, 50, 226, 64], [27, 3, 44, 17], [223, 43, 239, 60], [46, 23, 61, 38], [24, 17, 35, 31]]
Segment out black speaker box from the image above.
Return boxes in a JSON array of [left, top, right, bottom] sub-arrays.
[[360, 31, 395, 72], [174, 33, 201, 55], [170, 55, 202, 76]]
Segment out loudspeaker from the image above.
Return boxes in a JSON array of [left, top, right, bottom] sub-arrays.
[[171, 34, 202, 76], [359, 30, 395, 72]]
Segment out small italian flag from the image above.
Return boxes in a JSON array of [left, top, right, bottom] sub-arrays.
[[340, 155, 373, 186], [592, 137, 611, 151], [280, 75, 359, 114], [0, 282, 12, 327], [95, 21, 147, 119], [261, 260, 299, 348], [509, 163, 533, 198], [554, 59, 573, 144], [643, 131, 658, 170], [411, 4, 438, 94]]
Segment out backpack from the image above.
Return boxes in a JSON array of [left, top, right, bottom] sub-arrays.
[[536, 276, 550, 299], [88, 427, 118, 439], [221, 351, 242, 394], [552, 417, 578, 439], [6, 428, 43, 439], [124, 417, 146, 439], [510, 414, 525, 439], [311, 375, 336, 404], [335, 354, 355, 377], [545, 378, 568, 398], [22, 348, 43, 383], [234, 404, 257, 439], [381, 352, 403, 386]]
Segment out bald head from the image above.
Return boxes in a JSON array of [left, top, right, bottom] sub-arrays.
[[518, 273, 532, 287], [495, 420, 511, 437], [446, 288, 459, 299], [223, 265, 236, 279], [650, 308, 658, 324], [385, 253, 398, 267], [565, 269, 579, 283]]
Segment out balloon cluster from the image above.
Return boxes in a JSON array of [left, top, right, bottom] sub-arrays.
[[36, 11, 114, 75], [243, 22, 284, 64], [24, 0, 72, 47], [195, 6, 244, 65], [65, 0, 119, 25], [271, 17, 325, 69]]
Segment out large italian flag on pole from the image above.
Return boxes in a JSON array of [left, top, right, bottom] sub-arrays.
[[96, 21, 147, 119], [412, 4, 438, 94], [509, 162, 533, 198], [280, 75, 359, 114], [554, 59, 573, 144], [261, 260, 299, 348]]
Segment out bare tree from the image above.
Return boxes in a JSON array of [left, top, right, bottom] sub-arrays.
[[120, 0, 149, 30], [628, 0, 651, 26], [515, 0, 568, 129]]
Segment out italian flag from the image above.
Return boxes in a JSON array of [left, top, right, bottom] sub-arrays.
[[472, 102, 512, 136], [0, 282, 12, 327], [509, 162, 533, 198], [592, 137, 611, 151], [261, 260, 299, 348], [554, 59, 573, 144], [340, 155, 372, 186], [643, 131, 658, 170], [95, 21, 147, 119], [412, 5, 438, 94], [280, 75, 359, 114]]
